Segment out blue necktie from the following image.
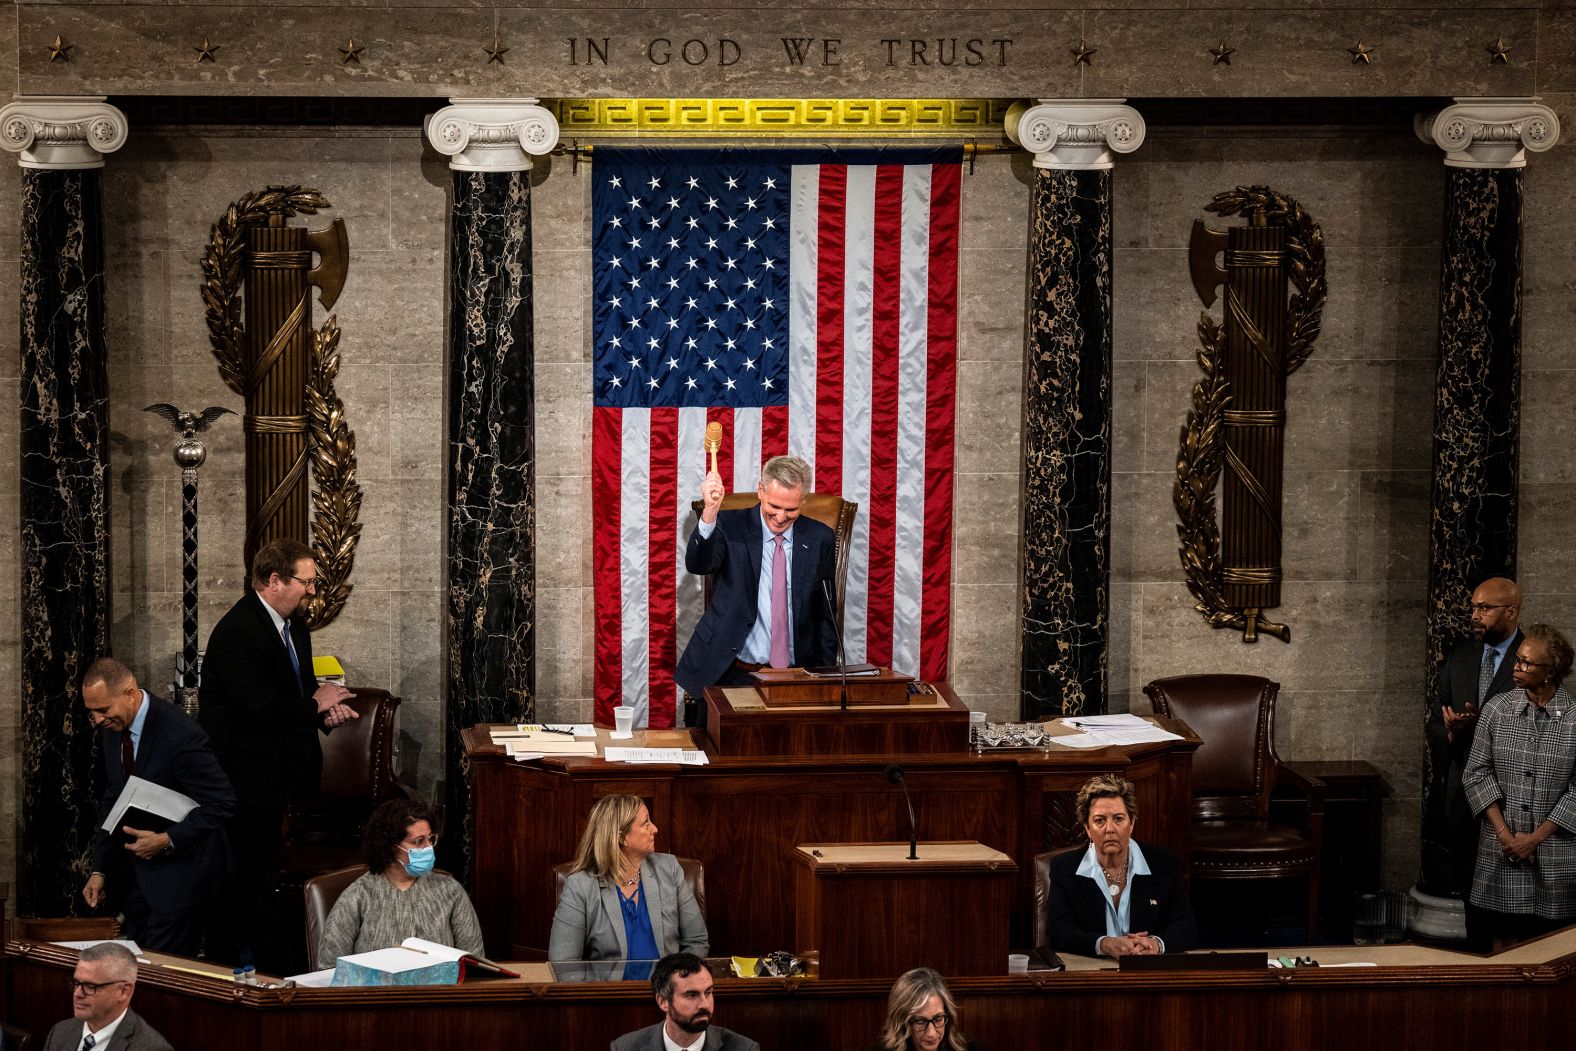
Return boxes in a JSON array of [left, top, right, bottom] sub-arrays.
[[82, 1034, 96, 1050], [282, 620, 303, 693]]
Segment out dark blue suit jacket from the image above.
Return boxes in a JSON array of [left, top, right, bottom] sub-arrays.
[[674, 506, 839, 696], [1044, 842, 1197, 955], [200, 592, 328, 809], [91, 694, 235, 914]]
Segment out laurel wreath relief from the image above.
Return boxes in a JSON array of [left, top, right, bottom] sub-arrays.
[[201, 186, 362, 630], [1172, 186, 1326, 640]]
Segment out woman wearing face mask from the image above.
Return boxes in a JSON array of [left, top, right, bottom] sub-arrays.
[[314, 798, 484, 969], [1043, 774, 1196, 957]]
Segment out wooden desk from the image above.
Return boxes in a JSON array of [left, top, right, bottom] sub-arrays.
[[464, 702, 1200, 959], [705, 684, 970, 757], [793, 842, 1016, 978], [7, 933, 1576, 1051]]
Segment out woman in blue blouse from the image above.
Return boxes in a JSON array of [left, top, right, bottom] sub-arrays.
[[548, 794, 709, 964]]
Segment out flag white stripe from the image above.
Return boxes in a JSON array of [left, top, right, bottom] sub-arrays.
[[787, 165, 820, 463], [839, 165, 877, 664], [619, 411, 652, 724], [672, 407, 709, 724], [891, 165, 933, 676], [733, 407, 762, 490]]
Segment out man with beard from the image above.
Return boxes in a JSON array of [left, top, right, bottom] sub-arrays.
[[200, 538, 358, 974], [611, 952, 760, 1051], [1424, 576, 1523, 948]]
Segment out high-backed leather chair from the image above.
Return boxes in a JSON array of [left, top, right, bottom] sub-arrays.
[[551, 858, 708, 918], [0, 1021, 32, 1051], [688, 492, 859, 622], [1031, 845, 1084, 951], [280, 687, 413, 882], [1144, 674, 1325, 940]]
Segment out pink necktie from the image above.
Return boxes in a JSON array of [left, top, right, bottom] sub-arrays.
[[770, 535, 789, 668]]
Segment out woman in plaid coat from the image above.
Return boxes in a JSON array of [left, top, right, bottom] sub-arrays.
[[1462, 622, 1576, 950]]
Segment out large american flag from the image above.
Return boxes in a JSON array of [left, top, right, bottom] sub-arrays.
[[591, 146, 961, 728]]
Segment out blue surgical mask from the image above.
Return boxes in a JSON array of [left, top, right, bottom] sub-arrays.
[[402, 845, 435, 878]]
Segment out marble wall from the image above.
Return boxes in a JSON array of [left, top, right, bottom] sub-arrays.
[[2, 104, 1575, 903]]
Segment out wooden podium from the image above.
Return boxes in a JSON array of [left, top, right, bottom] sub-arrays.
[[793, 841, 1017, 979], [705, 672, 971, 757]]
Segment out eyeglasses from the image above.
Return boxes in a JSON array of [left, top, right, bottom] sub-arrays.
[[401, 834, 439, 850], [1471, 602, 1513, 613], [907, 1014, 948, 1033], [1514, 656, 1553, 669], [289, 574, 319, 590], [70, 979, 128, 995]]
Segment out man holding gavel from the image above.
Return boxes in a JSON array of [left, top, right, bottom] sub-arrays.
[[673, 447, 840, 728]]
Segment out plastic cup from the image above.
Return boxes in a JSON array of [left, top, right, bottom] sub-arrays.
[[613, 705, 635, 738], [1007, 954, 1029, 973]]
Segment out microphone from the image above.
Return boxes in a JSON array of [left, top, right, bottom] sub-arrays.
[[820, 575, 850, 712], [886, 764, 918, 860]]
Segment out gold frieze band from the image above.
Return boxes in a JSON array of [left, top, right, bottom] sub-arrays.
[[546, 97, 1013, 137]]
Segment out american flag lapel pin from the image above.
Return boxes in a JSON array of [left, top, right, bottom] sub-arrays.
[[1149, 898, 1158, 906]]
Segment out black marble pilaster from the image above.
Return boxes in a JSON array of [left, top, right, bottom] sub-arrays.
[[1420, 167, 1521, 895], [445, 169, 536, 880], [18, 169, 112, 914], [1019, 168, 1113, 719]]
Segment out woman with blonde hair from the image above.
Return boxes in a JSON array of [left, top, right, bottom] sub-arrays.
[[869, 968, 982, 1051], [1043, 773, 1196, 957], [548, 794, 708, 962]]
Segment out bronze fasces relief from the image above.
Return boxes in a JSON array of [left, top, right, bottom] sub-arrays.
[[1174, 187, 1326, 643], [201, 186, 362, 630]]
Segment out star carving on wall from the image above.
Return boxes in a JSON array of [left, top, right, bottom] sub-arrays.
[[47, 34, 74, 63], [484, 36, 510, 65], [1348, 41, 1376, 65], [1070, 40, 1096, 66], [1485, 37, 1512, 65], [1209, 40, 1235, 66], [339, 39, 365, 65], [193, 37, 221, 64]]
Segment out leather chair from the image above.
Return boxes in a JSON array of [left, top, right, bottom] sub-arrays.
[[688, 492, 859, 622], [551, 858, 708, 916], [1031, 845, 1084, 952], [303, 864, 365, 966], [280, 687, 414, 882], [0, 1021, 32, 1051], [1144, 674, 1326, 940]]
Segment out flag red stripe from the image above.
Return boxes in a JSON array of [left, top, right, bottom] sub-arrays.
[[814, 165, 847, 495], [705, 406, 733, 484], [761, 404, 790, 464], [646, 408, 680, 728], [863, 165, 905, 665], [920, 163, 960, 681], [592, 406, 625, 725]]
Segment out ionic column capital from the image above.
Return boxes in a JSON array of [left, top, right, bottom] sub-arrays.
[[425, 98, 560, 172], [1005, 98, 1145, 171], [1415, 97, 1560, 169], [0, 95, 128, 170]]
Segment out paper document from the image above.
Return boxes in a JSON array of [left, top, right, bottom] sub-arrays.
[[1050, 733, 1111, 750], [503, 738, 599, 757], [101, 776, 199, 834], [52, 939, 143, 955], [493, 723, 596, 739], [284, 968, 337, 987], [1082, 726, 1184, 746], [1063, 714, 1150, 729], [604, 747, 710, 766]]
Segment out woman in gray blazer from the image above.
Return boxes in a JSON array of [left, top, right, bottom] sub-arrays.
[[549, 794, 709, 962]]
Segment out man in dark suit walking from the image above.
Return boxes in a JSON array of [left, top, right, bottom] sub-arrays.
[[41, 942, 172, 1051], [674, 455, 839, 727], [1424, 576, 1523, 947], [199, 537, 358, 973], [80, 658, 234, 957], [611, 952, 760, 1051]]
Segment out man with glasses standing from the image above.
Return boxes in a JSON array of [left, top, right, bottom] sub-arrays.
[[612, 952, 760, 1051], [41, 942, 171, 1051], [200, 538, 359, 975], [1424, 576, 1523, 948]]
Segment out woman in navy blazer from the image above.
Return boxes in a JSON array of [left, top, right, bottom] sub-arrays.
[[1045, 774, 1197, 957], [549, 795, 709, 962]]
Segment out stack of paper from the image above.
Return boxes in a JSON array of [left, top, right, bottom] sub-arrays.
[[603, 748, 710, 766], [102, 777, 199, 839], [1055, 714, 1184, 748]]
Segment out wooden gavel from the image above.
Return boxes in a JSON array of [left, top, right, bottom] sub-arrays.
[[705, 420, 722, 476]]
